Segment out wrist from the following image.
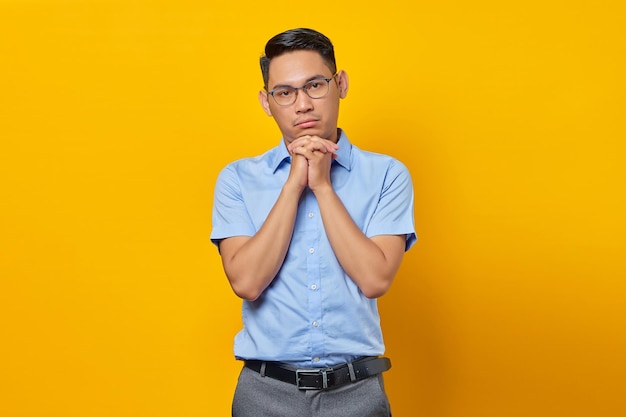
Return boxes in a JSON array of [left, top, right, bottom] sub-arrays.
[[283, 179, 306, 196], [310, 183, 334, 197]]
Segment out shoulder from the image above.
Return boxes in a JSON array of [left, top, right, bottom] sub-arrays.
[[351, 145, 411, 175], [217, 147, 279, 178]]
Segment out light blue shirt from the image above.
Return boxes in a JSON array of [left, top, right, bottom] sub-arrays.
[[211, 131, 416, 367]]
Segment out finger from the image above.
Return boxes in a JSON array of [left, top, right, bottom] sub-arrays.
[[307, 141, 333, 153], [307, 136, 339, 153], [291, 145, 311, 157], [292, 146, 330, 161], [290, 141, 325, 156], [300, 141, 338, 155], [288, 135, 311, 148], [289, 136, 338, 154]]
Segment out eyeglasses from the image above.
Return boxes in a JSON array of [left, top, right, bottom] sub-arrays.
[[267, 75, 336, 106]]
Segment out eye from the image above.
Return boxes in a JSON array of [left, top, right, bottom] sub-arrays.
[[275, 88, 294, 97], [306, 81, 323, 91]]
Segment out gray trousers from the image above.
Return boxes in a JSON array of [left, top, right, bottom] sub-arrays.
[[232, 366, 392, 417]]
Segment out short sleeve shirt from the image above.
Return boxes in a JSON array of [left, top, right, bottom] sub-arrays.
[[211, 131, 416, 367]]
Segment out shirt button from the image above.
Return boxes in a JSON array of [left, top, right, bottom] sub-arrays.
[[308, 212, 315, 218], [313, 357, 320, 363], [310, 284, 318, 290], [312, 321, 319, 327], [309, 248, 315, 254]]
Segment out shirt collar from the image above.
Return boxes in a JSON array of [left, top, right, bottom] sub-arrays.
[[270, 129, 353, 173], [333, 130, 352, 171], [271, 140, 292, 173]]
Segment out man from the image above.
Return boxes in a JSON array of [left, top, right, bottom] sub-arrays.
[[211, 28, 416, 417]]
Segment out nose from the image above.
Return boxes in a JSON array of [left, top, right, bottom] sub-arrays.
[[294, 89, 314, 113]]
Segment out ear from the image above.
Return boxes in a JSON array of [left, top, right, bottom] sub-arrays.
[[336, 70, 349, 99], [259, 90, 273, 116]]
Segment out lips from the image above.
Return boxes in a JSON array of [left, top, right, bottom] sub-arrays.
[[295, 118, 318, 129]]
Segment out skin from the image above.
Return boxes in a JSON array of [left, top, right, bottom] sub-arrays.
[[219, 50, 406, 301]]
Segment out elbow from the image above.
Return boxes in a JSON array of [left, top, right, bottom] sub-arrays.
[[231, 284, 262, 301], [361, 286, 389, 299], [229, 278, 265, 301], [359, 277, 393, 299]]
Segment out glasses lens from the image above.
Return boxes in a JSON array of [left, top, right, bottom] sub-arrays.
[[304, 79, 330, 99], [272, 87, 297, 106], [270, 78, 331, 106]]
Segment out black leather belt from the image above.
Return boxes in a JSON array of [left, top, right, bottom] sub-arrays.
[[244, 356, 391, 390]]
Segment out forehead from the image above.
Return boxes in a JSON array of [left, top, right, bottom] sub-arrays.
[[267, 50, 333, 88]]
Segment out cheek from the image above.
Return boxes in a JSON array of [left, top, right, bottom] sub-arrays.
[[273, 112, 292, 127], [271, 112, 296, 135], [324, 101, 341, 122]]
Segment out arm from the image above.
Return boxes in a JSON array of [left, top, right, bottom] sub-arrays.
[[314, 187, 406, 298], [218, 153, 308, 301], [290, 136, 407, 298]]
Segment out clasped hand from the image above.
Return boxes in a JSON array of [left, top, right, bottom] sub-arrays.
[[287, 135, 338, 192]]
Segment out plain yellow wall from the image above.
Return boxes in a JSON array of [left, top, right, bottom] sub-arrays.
[[1, 0, 625, 416]]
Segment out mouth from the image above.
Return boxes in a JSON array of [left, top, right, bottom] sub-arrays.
[[294, 118, 319, 129]]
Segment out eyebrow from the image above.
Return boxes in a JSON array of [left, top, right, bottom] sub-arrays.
[[270, 74, 330, 90]]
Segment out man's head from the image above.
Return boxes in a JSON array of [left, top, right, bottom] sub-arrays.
[[258, 28, 348, 144]]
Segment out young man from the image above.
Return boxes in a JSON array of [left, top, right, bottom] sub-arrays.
[[211, 28, 416, 417]]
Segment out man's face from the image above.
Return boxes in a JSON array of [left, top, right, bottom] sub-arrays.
[[259, 50, 348, 144]]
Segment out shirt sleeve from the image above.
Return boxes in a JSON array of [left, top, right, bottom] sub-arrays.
[[365, 159, 417, 251], [210, 164, 256, 247]]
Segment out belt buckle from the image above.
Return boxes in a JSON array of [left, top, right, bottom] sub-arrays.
[[295, 368, 329, 390]]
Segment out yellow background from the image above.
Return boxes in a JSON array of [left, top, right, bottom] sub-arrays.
[[1, 0, 624, 416]]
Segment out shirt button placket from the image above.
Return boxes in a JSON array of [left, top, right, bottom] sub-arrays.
[[305, 198, 323, 364]]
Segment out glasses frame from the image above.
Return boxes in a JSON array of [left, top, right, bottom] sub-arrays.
[[266, 74, 337, 106]]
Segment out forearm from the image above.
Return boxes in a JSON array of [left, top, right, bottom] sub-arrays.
[[221, 183, 302, 300], [313, 186, 404, 298], [289, 136, 406, 297]]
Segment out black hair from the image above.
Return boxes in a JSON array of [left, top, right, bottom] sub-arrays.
[[260, 28, 337, 90]]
